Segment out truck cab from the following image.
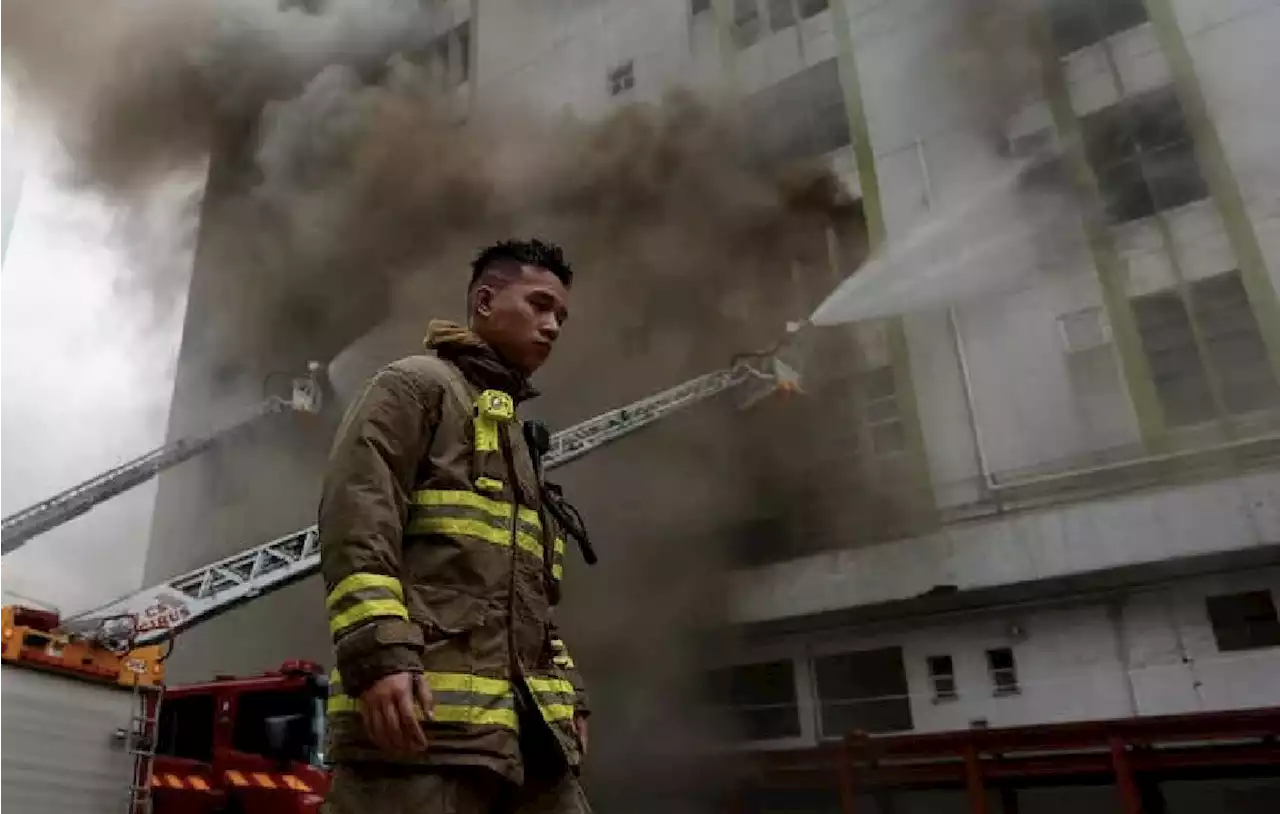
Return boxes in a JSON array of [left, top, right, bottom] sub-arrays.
[[150, 660, 331, 814]]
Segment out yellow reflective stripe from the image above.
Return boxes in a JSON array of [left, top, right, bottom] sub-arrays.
[[327, 668, 511, 702], [554, 537, 566, 557], [540, 703, 576, 722], [408, 516, 544, 561], [328, 599, 407, 636], [552, 563, 564, 580], [425, 672, 510, 697], [433, 704, 518, 728], [526, 677, 575, 695], [476, 476, 504, 494], [327, 698, 518, 729], [410, 489, 541, 529], [252, 773, 276, 789], [328, 694, 359, 714], [326, 573, 403, 609], [553, 655, 574, 668]]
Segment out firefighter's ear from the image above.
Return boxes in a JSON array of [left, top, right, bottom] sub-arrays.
[[473, 284, 495, 318]]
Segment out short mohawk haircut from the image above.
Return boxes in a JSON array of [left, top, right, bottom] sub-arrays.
[[469, 238, 574, 288]]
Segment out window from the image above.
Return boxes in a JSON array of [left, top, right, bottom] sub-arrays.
[[412, 20, 470, 88], [1044, 0, 1148, 56], [1191, 273, 1280, 415], [733, 0, 762, 49], [1133, 288, 1216, 427], [1132, 271, 1279, 427], [1080, 88, 1208, 223], [232, 689, 317, 758], [813, 647, 913, 737], [798, 0, 829, 18], [706, 660, 801, 741], [985, 648, 1020, 696], [156, 695, 215, 763], [1206, 591, 1280, 652], [768, 0, 796, 32], [690, 0, 712, 16], [744, 59, 851, 167], [926, 655, 957, 702], [607, 61, 635, 97]]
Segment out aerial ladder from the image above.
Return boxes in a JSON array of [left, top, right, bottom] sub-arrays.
[[0, 364, 326, 555], [53, 345, 802, 649]]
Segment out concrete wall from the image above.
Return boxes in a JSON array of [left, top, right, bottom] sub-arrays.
[[732, 470, 1280, 623], [725, 566, 1280, 747]]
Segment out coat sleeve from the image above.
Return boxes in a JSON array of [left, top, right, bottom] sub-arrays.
[[319, 364, 441, 698], [548, 621, 591, 718]]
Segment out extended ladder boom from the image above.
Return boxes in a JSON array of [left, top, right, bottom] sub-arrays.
[[63, 357, 792, 646], [1, 365, 324, 555]]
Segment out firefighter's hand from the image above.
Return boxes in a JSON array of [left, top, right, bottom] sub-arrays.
[[360, 672, 433, 754], [574, 714, 589, 757]]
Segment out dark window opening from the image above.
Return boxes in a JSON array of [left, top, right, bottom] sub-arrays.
[[927, 655, 958, 701], [768, 0, 796, 32], [607, 61, 635, 97], [1191, 272, 1280, 415], [733, 0, 763, 49], [1206, 591, 1280, 652], [691, 0, 712, 16], [986, 647, 1020, 696], [744, 58, 850, 167], [156, 695, 215, 763], [1133, 288, 1217, 427], [1132, 270, 1280, 427], [706, 660, 802, 741], [798, 0, 829, 19], [232, 689, 315, 757], [1080, 87, 1207, 223], [814, 647, 913, 737], [1044, 0, 1149, 56]]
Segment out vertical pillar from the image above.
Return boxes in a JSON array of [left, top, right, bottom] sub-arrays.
[[964, 744, 988, 814], [1109, 736, 1143, 814], [837, 737, 858, 814]]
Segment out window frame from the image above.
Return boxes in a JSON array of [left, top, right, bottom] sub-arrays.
[[926, 654, 958, 702], [1206, 590, 1280, 653], [985, 647, 1021, 697]]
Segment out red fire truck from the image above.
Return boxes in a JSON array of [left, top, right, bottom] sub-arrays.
[[1, 606, 331, 814]]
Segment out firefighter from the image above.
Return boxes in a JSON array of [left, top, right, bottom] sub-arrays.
[[319, 238, 592, 813]]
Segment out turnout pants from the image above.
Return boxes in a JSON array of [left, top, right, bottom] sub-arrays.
[[323, 695, 590, 814], [322, 763, 590, 814]]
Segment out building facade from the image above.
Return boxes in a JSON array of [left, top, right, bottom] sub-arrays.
[[147, 0, 1280, 810]]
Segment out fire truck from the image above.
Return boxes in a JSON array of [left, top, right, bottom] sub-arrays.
[[1, 346, 800, 814], [2, 606, 330, 813]]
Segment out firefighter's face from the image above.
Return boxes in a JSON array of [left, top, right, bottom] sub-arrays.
[[473, 265, 570, 375]]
